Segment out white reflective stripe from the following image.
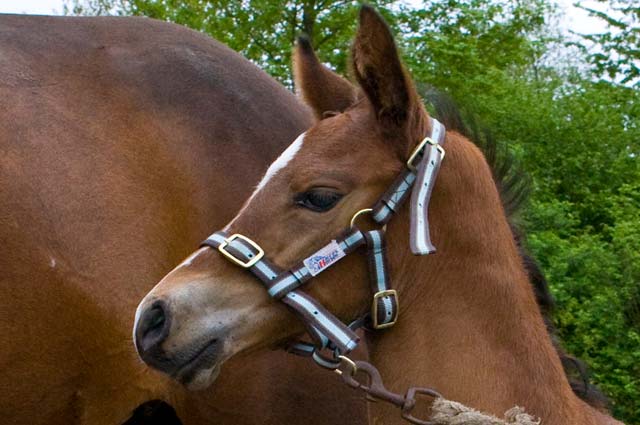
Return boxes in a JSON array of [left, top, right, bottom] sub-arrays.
[[388, 174, 415, 207], [431, 118, 445, 144], [228, 240, 252, 256], [369, 232, 386, 293], [285, 292, 355, 348], [373, 173, 417, 224], [345, 338, 358, 351], [411, 119, 445, 255], [267, 274, 299, 297], [340, 232, 364, 250], [254, 260, 278, 279], [369, 232, 393, 323], [294, 267, 310, 280], [412, 146, 441, 254], [207, 233, 227, 244], [373, 206, 392, 222], [226, 240, 278, 277]]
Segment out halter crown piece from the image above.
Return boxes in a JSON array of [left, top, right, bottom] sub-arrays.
[[201, 117, 446, 366]]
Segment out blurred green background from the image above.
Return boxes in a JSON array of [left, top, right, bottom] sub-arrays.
[[63, 1, 640, 422]]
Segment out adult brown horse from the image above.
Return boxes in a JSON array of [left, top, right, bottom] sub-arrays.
[[0, 14, 367, 425], [135, 6, 624, 425]]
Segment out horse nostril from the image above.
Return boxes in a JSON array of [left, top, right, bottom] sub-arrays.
[[135, 300, 171, 357], [145, 306, 166, 337]]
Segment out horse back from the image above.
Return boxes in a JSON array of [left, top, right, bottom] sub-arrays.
[[0, 15, 363, 425]]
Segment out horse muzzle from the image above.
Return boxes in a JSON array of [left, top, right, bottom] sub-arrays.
[[133, 297, 228, 390]]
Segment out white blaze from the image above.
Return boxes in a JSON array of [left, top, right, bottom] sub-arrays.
[[223, 132, 306, 230], [172, 132, 306, 271], [255, 132, 306, 193]]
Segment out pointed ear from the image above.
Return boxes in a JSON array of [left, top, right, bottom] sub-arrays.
[[293, 36, 357, 120], [352, 6, 421, 135]]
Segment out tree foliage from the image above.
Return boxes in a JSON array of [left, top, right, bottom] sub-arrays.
[[64, 0, 640, 422], [64, 0, 397, 85], [576, 0, 640, 86]]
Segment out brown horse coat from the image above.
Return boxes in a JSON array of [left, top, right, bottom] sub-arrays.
[[0, 15, 366, 425]]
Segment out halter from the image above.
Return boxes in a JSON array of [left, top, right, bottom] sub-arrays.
[[201, 118, 447, 424]]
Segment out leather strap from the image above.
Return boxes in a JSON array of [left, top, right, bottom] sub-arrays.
[[371, 118, 446, 257], [410, 118, 446, 254], [267, 229, 366, 299], [201, 232, 360, 353], [364, 230, 398, 328], [372, 170, 416, 225]]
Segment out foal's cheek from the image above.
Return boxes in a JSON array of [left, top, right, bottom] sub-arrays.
[[307, 255, 370, 321], [226, 302, 307, 355]]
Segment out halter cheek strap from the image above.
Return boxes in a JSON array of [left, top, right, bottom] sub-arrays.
[[364, 230, 398, 328], [201, 231, 363, 353], [371, 118, 446, 254], [200, 118, 446, 364]]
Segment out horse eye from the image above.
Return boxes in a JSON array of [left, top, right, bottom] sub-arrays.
[[295, 189, 343, 212]]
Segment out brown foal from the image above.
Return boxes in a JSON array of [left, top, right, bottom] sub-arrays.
[[135, 6, 623, 425]]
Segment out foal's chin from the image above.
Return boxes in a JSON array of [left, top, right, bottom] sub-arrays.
[[180, 362, 223, 391], [168, 337, 234, 391], [169, 340, 231, 391]]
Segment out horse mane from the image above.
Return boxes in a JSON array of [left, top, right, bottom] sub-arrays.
[[422, 87, 611, 411]]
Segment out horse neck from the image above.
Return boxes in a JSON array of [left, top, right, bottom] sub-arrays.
[[367, 134, 598, 424]]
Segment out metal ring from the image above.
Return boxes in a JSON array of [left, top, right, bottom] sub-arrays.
[[350, 208, 373, 229], [334, 355, 358, 376], [312, 350, 341, 370]]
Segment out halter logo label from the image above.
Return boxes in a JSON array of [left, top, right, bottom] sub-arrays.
[[303, 240, 346, 276]]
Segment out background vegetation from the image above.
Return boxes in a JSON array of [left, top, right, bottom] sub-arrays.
[[65, 0, 640, 422]]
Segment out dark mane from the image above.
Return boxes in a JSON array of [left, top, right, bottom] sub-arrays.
[[422, 88, 611, 411]]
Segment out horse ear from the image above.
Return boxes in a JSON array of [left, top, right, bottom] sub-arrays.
[[293, 36, 357, 120], [352, 6, 421, 136]]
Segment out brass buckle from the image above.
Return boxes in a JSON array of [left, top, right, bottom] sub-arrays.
[[406, 137, 445, 172], [217, 234, 264, 268], [371, 289, 399, 329]]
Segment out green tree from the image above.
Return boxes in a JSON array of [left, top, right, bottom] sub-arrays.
[[521, 76, 640, 420], [399, 0, 550, 94], [576, 0, 640, 86]]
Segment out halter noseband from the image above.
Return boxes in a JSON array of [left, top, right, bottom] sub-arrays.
[[201, 118, 446, 370]]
